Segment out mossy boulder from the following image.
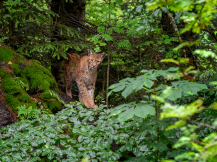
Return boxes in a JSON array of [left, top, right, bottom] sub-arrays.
[[0, 46, 61, 113]]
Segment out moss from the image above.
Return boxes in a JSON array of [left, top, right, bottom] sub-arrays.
[[22, 61, 58, 93], [19, 74, 28, 85], [48, 101, 61, 113], [13, 54, 25, 64], [1, 74, 23, 95], [4, 93, 36, 111], [0, 67, 11, 78], [11, 63, 21, 76], [0, 47, 15, 61], [4, 94, 21, 110], [0, 46, 60, 113], [0, 67, 36, 111]]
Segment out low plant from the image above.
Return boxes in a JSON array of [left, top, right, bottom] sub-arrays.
[[156, 91, 217, 161], [16, 104, 41, 120], [0, 102, 150, 161]]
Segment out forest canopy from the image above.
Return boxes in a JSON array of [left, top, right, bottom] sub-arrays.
[[0, 0, 217, 161]]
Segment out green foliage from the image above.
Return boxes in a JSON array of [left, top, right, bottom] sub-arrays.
[[0, 47, 15, 61], [17, 105, 41, 120], [107, 57, 217, 160], [108, 62, 207, 123], [155, 90, 217, 161], [0, 103, 162, 161], [1, 0, 217, 161], [0, 0, 88, 59], [147, 0, 217, 33]]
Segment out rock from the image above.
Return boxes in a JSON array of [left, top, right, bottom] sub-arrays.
[[0, 101, 15, 129]]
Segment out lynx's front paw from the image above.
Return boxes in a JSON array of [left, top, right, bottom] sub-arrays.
[[84, 101, 98, 109], [87, 104, 98, 109], [92, 104, 98, 109]]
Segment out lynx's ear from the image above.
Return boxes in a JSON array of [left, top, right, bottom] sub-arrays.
[[88, 49, 93, 56], [101, 53, 106, 60]]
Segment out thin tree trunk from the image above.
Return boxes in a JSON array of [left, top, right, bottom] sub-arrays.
[[167, 11, 197, 69], [106, 1, 111, 107], [106, 42, 111, 107]]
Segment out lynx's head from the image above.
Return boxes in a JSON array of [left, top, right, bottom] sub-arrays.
[[88, 49, 105, 70]]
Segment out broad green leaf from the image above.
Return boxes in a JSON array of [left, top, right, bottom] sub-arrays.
[[154, 9, 160, 17], [122, 83, 134, 98], [136, 5, 143, 12], [134, 103, 155, 118], [144, 79, 154, 88], [166, 67, 179, 72], [110, 104, 133, 117], [113, 85, 126, 92], [109, 82, 126, 89], [168, 88, 182, 101], [117, 108, 135, 122], [147, 75, 157, 80], [133, 79, 145, 91]]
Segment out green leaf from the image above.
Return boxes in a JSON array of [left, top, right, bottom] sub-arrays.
[[110, 104, 132, 117], [136, 5, 143, 12], [154, 9, 160, 17], [133, 79, 145, 91], [166, 120, 186, 130], [100, 43, 106, 46], [173, 137, 191, 148], [113, 84, 126, 92], [191, 142, 203, 152], [162, 35, 169, 39], [134, 103, 155, 118], [107, 90, 112, 97], [122, 83, 134, 98], [118, 108, 135, 122], [144, 79, 154, 88], [168, 88, 182, 101], [194, 49, 217, 59]]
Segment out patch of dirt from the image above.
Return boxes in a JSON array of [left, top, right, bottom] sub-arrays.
[[3, 65, 14, 75]]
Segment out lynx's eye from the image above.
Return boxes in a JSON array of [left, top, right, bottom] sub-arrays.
[[90, 59, 93, 62], [97, 61, 100, 63]]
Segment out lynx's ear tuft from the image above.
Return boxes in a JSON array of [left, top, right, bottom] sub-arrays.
[[101, 53, 106, 60], [88, 49, 93, 56]]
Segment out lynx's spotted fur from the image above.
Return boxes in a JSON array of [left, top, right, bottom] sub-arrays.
[[65, 49, 105, 108]]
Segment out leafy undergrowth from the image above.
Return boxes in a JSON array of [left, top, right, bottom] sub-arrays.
[[0, 103, 180, 162], [0, 46, 61, 113]]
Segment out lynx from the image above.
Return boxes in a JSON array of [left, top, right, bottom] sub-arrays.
[[64, 49, 105, 108]]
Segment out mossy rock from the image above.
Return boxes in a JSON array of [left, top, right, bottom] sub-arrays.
[[0, 46, 61, 113]]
